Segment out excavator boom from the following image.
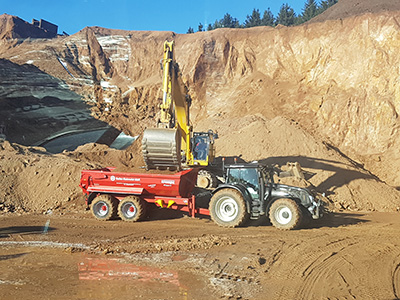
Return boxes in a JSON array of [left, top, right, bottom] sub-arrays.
[[142, 41, 216, 172]]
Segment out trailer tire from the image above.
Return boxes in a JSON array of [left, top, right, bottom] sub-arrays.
[[118, 196, 146, 222], [91, 194, 118, 221], [209, 189, 249, 228], [269, 198, 302, 230]]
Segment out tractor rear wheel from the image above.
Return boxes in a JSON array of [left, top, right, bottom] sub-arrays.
[[118, 196, 146, 222], [91, 194, 118, 221], [209, 189, 249, 228], [269, 198, 303, 230]]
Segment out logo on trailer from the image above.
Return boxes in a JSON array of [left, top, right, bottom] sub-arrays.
[[161, 179, 175, 185], [110, 176, 116, 181]]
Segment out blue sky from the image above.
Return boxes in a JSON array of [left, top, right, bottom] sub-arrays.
[[2, 0, 305, 35]]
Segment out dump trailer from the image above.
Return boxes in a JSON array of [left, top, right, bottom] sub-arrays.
[[80, 167, 207, 221]]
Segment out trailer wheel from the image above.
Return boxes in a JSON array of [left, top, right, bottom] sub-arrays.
[[209, 189, 249, 228], [91, 194, 118, 221], [118, 196, 146, 222], [269, 198, 303, 230]]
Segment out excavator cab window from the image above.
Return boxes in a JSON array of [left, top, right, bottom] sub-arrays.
[[193, 135, 209, 161]]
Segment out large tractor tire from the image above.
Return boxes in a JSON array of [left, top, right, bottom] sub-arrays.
[[118, 196, 147, 222], [197, 169, 218, 189], [209, 189, 249, 228], [269, 198, 303, 230], [91, 194, 118, 221]]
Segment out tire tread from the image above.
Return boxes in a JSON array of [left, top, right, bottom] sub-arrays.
[[118, 196, 146, 222]]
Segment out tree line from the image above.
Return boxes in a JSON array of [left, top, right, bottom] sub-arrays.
[[187, 0, 338, 33]]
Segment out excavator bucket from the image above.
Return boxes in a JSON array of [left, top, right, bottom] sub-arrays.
[[279, 162, 305, 179], [142, 128, 181, 170]]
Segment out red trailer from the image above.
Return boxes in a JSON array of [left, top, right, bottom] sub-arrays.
[[80, 167, 209, 221]]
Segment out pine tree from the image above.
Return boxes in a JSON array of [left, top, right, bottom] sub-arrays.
[[220, 13, 240, 28], [213, 20, 222, 29], [261, 8, 275, 27], [195, 0, 339, 32], [301, 0, 318, 22], [318, 0, 338, 13], [276, 3, 296, 26], [187, 27, 194, 34], [244, 9, 262, 28]]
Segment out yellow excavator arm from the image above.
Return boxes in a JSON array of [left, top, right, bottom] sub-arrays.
[[159, 41, 174, 126], [142, 41, 217, 170]]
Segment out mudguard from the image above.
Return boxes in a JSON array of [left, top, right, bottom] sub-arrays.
[[212, 183, 253, 213]]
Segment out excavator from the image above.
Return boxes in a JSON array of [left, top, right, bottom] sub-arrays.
[[141, 41, 218, 188]]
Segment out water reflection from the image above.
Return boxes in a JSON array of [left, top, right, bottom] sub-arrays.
[[77, 255, 193, 299], [78, 256, 180, 287], [0, 246, 204, 299]]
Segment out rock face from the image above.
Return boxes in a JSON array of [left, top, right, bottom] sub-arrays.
[[1, 4, 400, 212], [0, 14, 57, 39]]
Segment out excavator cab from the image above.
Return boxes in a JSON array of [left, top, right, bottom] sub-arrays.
[[192, 131, 218, 165]]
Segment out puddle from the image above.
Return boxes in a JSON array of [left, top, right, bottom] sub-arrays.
[[0, 245, 207, 300]]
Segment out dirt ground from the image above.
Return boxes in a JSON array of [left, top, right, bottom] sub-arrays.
[[1, 1, 400, 299], [0, 210, 400, 299]]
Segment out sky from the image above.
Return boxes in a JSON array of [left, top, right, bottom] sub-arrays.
[[1, 0, 305, 35]]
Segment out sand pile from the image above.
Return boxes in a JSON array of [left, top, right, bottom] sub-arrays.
[[202, 114, 400, 212], [0, 140, 141, 213]]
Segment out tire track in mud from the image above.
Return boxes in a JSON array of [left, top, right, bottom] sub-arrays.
[[271, 237, 360, 299], [393, 257, 400, 300], [270, 234, 400, 300], [297, 249, 357, 299], [201, 254, 262, 299]]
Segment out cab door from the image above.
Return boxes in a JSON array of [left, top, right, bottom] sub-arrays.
[[226, 168, 261, 200]]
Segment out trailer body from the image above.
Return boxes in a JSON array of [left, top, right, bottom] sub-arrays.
[[80, 167, 207, 219]]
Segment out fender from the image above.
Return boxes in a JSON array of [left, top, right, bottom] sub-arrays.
[[265, 184, 303, 212], [86, 192, 98, 208], [212, 183, 253, 213]]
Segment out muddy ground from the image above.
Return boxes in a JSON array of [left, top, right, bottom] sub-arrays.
[[1, 209, 400, 300], [2, 1, 400, 299]]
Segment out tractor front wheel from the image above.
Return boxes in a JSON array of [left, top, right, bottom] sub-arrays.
[[269, 198, 303, 230]]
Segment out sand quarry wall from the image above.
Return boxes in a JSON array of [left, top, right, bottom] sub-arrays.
[[1, 9, 400, 213]]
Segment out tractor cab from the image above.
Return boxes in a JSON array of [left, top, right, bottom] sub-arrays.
[[224, 163, 265, 201]]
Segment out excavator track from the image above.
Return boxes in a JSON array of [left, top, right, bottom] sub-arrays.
[[142, 128, 181, 170]]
